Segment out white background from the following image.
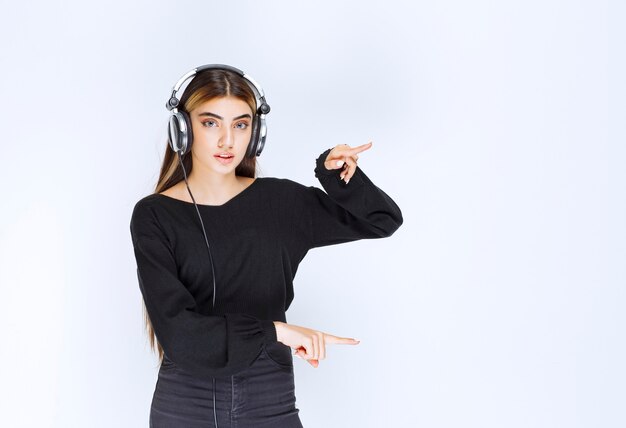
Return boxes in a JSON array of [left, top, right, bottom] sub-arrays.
[[0, 1, 623, 427]]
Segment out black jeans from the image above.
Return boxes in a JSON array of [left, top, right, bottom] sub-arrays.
[[149, 344, 303, 427]]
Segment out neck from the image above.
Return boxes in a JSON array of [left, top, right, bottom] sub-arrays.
[[184, 163, 245, 206]]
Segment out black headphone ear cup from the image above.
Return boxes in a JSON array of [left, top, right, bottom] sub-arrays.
[[167, 111, 194, 156], [256, 117, 267, 156], [180, 111, 193, 156], [246, 114, 261, 158], [167, 115, 180, 153]]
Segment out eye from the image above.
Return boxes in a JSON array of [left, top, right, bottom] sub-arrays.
[[235, 122, 249, 130], [201, 120, 217, 128]]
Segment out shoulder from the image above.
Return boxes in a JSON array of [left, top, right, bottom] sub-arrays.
[[258, 176, 326, 217], [258, 176, 316, 198], [129, 193, 174, 239], [260, 176, 303, 189], [131, 193, 163, 219]]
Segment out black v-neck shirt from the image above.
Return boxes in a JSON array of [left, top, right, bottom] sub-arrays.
[[129, 148, 403, 378]]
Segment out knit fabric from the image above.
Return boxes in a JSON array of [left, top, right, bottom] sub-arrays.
[[129, 148, 403, 378]]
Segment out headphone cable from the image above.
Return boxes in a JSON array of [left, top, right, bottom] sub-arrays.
[[176, 150, 220, 428]]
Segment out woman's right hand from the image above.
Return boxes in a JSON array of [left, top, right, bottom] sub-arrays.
[[273, 321, 360, 368]]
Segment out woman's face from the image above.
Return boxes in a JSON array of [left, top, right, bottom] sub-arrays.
[[189, 96, 254, 174]]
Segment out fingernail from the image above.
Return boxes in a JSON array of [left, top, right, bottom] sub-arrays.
[[336, 160, 344, 167], [346, 178, 350, 184]]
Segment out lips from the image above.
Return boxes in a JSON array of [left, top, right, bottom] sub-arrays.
[[214, 152, 235, 164], [214, 152, 234, 158]]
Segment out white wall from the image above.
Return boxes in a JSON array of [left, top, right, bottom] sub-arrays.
[[0, 1, 623, 427]]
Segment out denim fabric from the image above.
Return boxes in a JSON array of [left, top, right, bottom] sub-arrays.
[[149, 344, 303, 427]]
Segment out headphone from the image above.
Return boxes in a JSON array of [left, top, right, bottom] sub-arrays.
[[165, 63, 271, 159], [164, 64, 271, 428]]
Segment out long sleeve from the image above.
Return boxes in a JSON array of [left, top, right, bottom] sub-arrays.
[[301, 147, 404, 249], [129, 201, 277, 378]]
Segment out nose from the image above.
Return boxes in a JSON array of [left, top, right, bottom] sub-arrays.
[[218, 125, 234, 148]]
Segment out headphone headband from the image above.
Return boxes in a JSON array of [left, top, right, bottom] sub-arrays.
[[165, 64, 269, 114]]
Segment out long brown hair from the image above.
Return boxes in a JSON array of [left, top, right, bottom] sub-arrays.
[[144, 68, 260, 364]]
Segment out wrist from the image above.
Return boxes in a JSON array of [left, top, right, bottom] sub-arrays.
[[314, 148, 338, 177]]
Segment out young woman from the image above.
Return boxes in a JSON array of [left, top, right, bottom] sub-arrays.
[[130, 64, 403, 427]]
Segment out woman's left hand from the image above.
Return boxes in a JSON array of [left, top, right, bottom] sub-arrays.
[[323, 141, 373, 184]]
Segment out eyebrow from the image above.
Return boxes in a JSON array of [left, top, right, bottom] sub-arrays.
[[197, 112, 252, 120]]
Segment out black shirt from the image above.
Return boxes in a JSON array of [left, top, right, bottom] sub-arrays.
[[129, 148, 403, 378]]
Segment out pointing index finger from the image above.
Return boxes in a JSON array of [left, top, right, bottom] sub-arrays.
[[346, 141, 373, 156], [324, 335, 361, 345]]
